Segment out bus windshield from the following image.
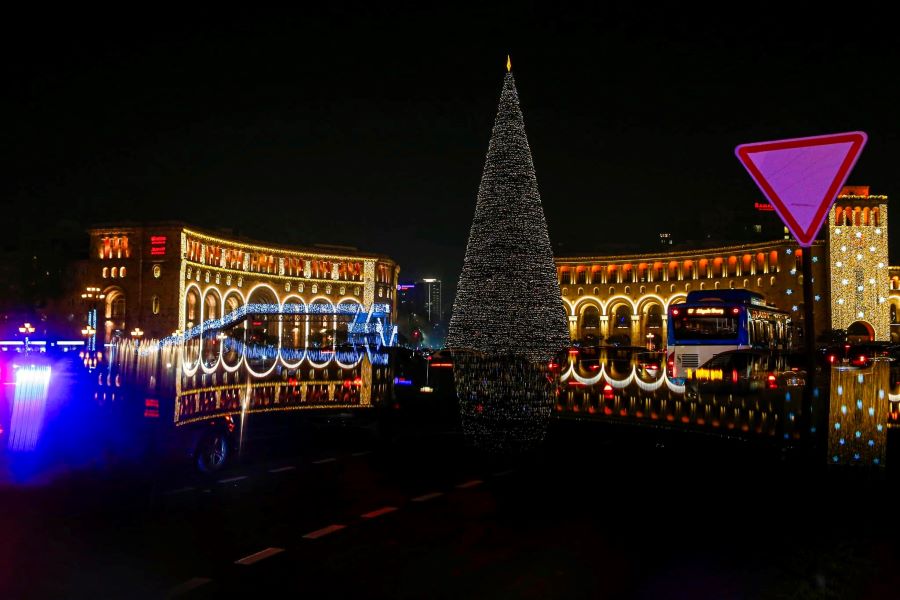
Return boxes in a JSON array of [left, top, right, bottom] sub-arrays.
[[672, 315, 739, 341]]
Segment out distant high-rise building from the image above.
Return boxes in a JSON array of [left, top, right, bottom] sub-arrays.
[[395, 278, 444, 348], [420, 278, 442, 325], [659, 232, 673, 246]]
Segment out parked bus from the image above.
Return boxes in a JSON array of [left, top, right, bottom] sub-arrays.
[[667, 290, 791, 381]]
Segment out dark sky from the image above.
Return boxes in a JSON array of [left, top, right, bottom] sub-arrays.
[[5, 5, 900, 300]]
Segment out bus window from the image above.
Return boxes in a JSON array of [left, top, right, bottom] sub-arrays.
[[672, 316, 738, 341]]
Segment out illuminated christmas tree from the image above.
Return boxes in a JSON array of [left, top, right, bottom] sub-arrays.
[[448, 57, 569, 362], [448, 58, 569, 452]]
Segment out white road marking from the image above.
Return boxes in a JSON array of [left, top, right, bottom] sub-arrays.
[[361, 506, 398, 519], [456, 479, 483, 489], [234, 547, 284, 565], [218, 475, 248, 484], [351, 450, 372, 457], [303, 524, 346, 539], [163, 486, 195, 495], [269, 466, 296, 473], [166, 577, 211, 597], [312, 457, 337, 464], [411, 492, 444, 502]]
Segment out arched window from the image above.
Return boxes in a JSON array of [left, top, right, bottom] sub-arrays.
[[152, 295, 160, 315], [120, 266, 126, 278], [713, 257, 724, 277], [609, 287, 615, 296], [614, 305, 630, 330], [624, 286, 631, 295], [102, 267, 108, 278], [698, 258, 709, 278], [153, 264, 161, 278], [581, 306, 600, 340], [110, 267, 118, 278], [593, 287, 599, 295], [727, 256, 738, 276], [891, 304, 898, 324], [111, 296, 125, 319], [647, 305, 663, 329]]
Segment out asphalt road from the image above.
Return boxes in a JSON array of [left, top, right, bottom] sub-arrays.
[[3, 420, 900, 599]]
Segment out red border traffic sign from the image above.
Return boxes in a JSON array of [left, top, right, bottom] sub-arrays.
[[736, 132, 867, 246]]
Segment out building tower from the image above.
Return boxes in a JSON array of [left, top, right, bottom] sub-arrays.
[[828, 186, 889, 341]]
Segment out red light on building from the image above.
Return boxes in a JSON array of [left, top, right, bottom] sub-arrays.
[[754, 202, 775, 212], [150, 235, 167, 256], [143, 398, 160, 418]]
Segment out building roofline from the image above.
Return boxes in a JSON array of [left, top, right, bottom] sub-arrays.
[[87, 221, 396, 263], [555, 239, 822, 264]]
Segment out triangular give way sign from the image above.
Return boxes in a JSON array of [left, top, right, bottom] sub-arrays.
[[735, 132, 867, 246]]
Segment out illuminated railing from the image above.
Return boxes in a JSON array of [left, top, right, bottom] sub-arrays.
[[151, 302, 394, 349]]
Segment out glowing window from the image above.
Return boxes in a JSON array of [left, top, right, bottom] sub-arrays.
[[111, 267, 118, 278], [120, 267, 126, 278], [153, 264, 161, 278], [102, 267, 108, 278], [152, 295, 160, 315]]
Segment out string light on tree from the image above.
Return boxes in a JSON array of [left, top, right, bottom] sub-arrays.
[[448, 57, 569, 451]]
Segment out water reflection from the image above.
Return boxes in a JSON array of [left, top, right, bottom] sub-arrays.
[[104, 339, 393, 426], [827, 361, 891, 467], [556, 347, 798, 440], [452, 351, 558, 453]]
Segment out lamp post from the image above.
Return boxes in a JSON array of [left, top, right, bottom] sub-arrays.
[[19, 322, 35, 354], [646, 332, 654, 352], [131, 327, 144, 339]]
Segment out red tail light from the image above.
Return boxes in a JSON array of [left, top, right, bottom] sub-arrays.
[[671, 308, 680, 316], [767, 373, 777, 389], [732, 307, 740, 315], [828, 354, 836, 364]]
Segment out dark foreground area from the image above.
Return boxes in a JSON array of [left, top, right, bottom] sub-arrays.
[[2, 416, 900, 600]]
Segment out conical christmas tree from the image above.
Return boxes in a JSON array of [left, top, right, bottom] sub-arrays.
[[448, 59, 569, 452], [448, 59, 569, 363]]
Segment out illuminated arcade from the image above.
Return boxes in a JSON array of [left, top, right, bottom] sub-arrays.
[[557, 186, 899, 346], [74, 224, 400, 423]]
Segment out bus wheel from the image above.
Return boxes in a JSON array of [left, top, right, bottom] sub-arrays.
[[196, 431, 229, 473]]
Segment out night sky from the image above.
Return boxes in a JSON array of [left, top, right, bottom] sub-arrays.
[[5, 5, 900, 303]]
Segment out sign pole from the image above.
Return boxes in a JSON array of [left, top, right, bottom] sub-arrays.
[[801, 246, 816, 437]]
